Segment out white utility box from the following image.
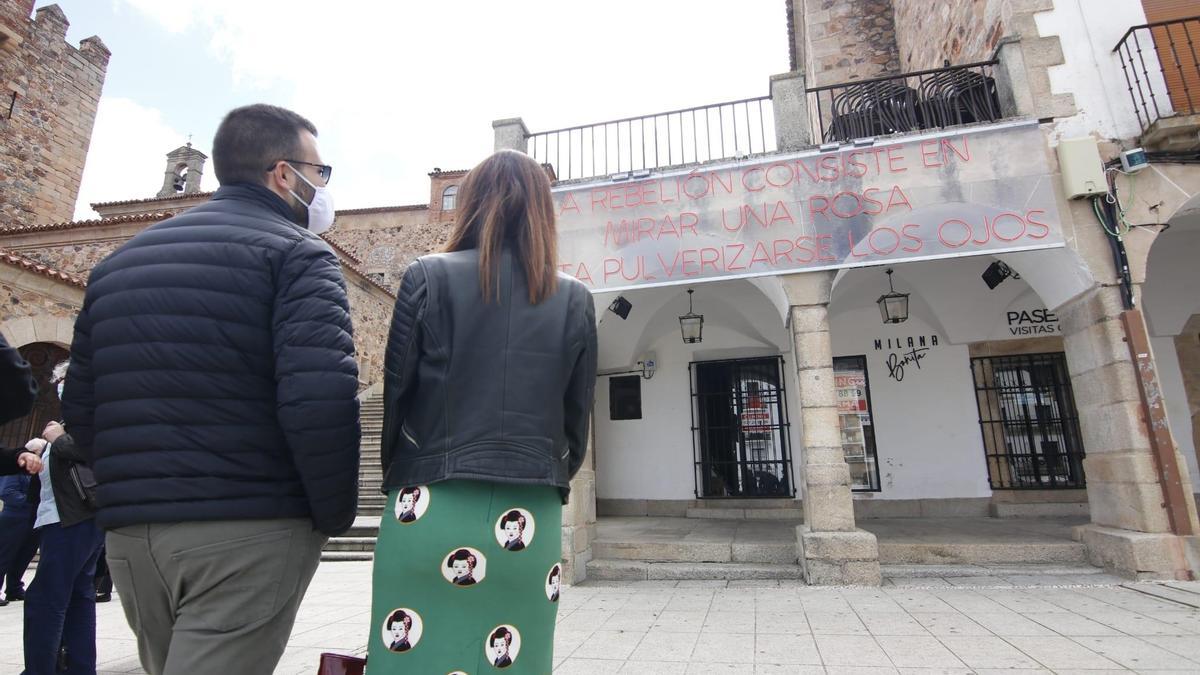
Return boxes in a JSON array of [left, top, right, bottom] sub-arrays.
[[1057, 136, 1108, 199]]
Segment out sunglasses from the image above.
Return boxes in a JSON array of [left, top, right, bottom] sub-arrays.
[[270, 159, 333, 183]]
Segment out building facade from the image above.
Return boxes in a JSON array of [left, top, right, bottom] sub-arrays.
[[506, 0, 1200, 584], [2, 1, 1199, 586]]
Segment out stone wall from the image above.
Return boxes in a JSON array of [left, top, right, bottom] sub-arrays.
[[11, 239, 125, 277], [1, 219, 395, 390], [0, 278, 81, 341], [800, 0, 900, 87], [0, 3, 109, 227], [344, 274, 393, 389], [327, 208, 453, 291], [892, 0, 1007, 71]]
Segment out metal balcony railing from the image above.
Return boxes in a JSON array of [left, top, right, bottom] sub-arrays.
[[525, 61, 1008, 182], [807, 60, 1003, 143], [527, 96, 776, 182], [1114, 16, 1200, 133]]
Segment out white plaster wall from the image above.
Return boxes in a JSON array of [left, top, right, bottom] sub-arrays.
[[1150, 336, 1200, 494], [594, 280, 802, 501], [1037, 0, 1166, 142], [830, 305, 993, 500], [594, 324, 797, 500], [1144, 229, 1200, 337]]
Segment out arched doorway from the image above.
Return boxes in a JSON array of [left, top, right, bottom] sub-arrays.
[[0, 342, 69, 448], [827, 249, 1092, 514], [1142, 192, 1200, 498]]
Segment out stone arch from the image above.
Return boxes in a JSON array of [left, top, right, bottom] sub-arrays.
[[0, 315, 75, 349], [1141, 191, 1200, 497]]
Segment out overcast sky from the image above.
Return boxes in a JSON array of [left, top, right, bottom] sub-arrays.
[[40, 1, 789, 220]]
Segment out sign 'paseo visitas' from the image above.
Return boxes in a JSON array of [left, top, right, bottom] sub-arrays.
[[552, 120, 1065, 292]]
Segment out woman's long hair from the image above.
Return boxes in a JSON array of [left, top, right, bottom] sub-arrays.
[[443, 150, 558, 304]]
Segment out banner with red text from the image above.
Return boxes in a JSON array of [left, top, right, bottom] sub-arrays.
[[552, 119, 1063, 292]]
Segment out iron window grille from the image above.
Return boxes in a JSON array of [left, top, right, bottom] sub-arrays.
[[970, 352, 1086, 490], [689, 356, 794, 498]]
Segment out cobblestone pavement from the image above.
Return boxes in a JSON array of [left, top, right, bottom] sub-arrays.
[[2, 562, 1199, 673]]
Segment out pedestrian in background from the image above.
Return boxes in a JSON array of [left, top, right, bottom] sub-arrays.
[[0, 470, 39, 605], [22, 360, 104, 675]]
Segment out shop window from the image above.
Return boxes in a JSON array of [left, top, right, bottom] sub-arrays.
[[833, 356, 881, 492], [689, 356, 793, 498], [609, 375, 642, 420], [441, 185, 458, 211], [970, 352, 1086, 489]]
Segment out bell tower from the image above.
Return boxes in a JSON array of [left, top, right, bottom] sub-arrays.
[[157, 142, 207, 198]]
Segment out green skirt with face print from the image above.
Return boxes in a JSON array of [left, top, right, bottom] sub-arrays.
[[367, 479, 563, 674]]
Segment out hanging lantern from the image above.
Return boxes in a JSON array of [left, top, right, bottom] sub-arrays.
[[876, 268, 909, 324], [678, 289, 704, 343]]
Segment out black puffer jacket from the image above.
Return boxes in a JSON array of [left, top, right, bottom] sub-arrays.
[[380, 249, 597, 499], [61, 183, 360, 535], [0, 333, 36, 425]]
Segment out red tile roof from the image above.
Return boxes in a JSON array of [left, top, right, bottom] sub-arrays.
[[0, 212, 171, 235], [91, 192, 215, 209], [335, 204, 429, 216], [0, 247, 87, 289]]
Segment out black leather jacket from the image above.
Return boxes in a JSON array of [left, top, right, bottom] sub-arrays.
[[380, 249, 597, 500]]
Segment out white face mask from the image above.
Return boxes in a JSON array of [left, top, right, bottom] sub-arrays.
[[287, 163, 336, 235]]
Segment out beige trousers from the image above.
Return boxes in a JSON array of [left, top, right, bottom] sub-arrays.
[[105, 518, 326, 675]]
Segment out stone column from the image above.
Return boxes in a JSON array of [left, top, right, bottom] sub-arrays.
[[770, 71, 810, 152], [784, 272, 881, 585], [992, 37, 1035, 119], [1062, 286, 1200, 579], [492, 118, 529, 153], [561, 414, 597, 584]]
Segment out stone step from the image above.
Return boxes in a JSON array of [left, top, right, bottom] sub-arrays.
[[324, 537, 378, 552], [586, 558, 804, 581], [345, 519, 381, 537], [692, 498, 801, 510], [990, 502, 1090, 518], [881, 563, 1104, 579], [592, 539, 796, 565], [321, 551, 374, 562], [685, 507, 804, 521], [877, 540, 1087, 565]]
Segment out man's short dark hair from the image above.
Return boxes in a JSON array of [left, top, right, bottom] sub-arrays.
[[212, 104, 317, 186]]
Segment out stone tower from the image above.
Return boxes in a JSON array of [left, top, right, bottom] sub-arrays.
[[157, 143, 207, 198], [0, 2, 110, 226]]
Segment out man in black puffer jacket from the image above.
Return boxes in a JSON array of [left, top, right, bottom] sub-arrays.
[[61, 104, 360, 675]]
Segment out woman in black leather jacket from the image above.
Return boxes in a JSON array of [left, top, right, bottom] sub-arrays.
[[368, 150, 597, 674]]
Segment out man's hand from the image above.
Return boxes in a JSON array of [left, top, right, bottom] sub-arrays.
[[16, 451, 42, 475], [42, 421, 65, 443], [24, 438, 47, 456]]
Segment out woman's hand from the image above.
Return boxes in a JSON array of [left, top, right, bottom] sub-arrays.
[[24, 437, 48, 456]]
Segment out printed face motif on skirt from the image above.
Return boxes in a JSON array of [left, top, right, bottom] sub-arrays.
[[485, 624, 521, 669], [441, 547, 488, 587], [394, 485, 430, 524], [546, 563, 562, 602], [381, 607, 424, 653], [494, 507, 535, 551]]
